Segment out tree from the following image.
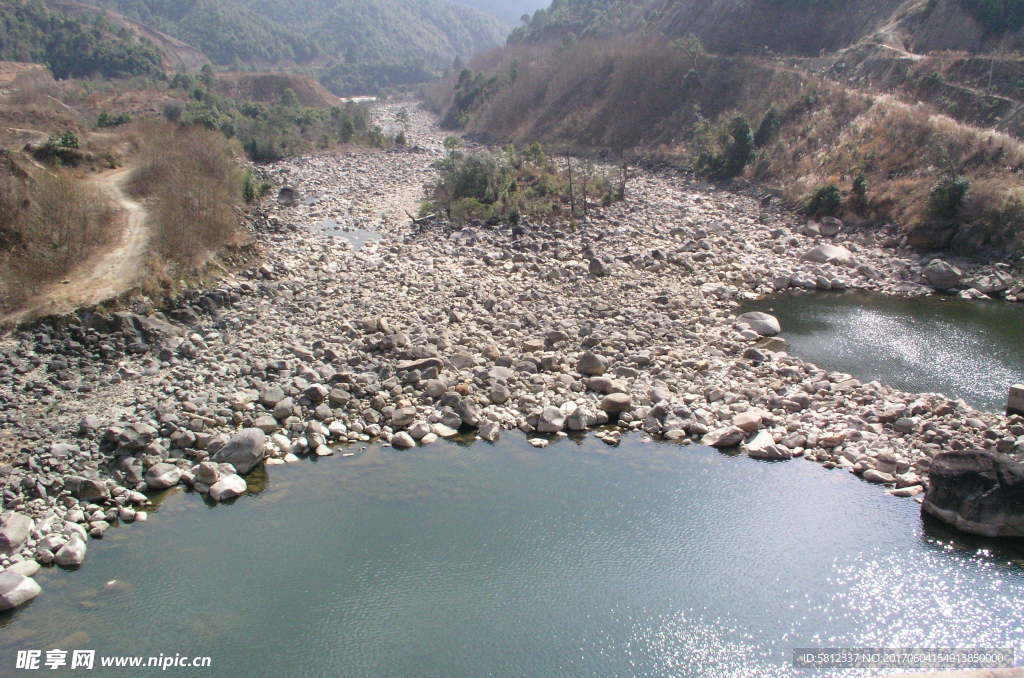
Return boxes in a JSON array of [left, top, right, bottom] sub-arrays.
[[280, 87, 299, 108], [723, 116, 754, 178], [199, 63, 215, 90]]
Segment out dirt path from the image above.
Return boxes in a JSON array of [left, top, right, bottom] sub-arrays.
[[1, 166, 150, 327]]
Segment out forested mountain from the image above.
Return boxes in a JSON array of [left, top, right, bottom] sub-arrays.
[[238, 0, 508, 93], [78, 0, 508, 93], [453, 0, 550, 24], [82, 0, 319, 65], [0, 0, 164, 79]]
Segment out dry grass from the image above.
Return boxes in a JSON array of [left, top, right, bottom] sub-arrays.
[[444, 39, 1024, 255], [0, 169, 116, 309], [130, 122, 244, 269]]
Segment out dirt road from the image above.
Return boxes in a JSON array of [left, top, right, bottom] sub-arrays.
[[1, 166, 150, 327]]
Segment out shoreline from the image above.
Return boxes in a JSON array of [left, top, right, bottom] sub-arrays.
[[1, 103, 1023, 610]]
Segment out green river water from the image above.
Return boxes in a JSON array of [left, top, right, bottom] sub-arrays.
[[1, 435, 1021, 677]]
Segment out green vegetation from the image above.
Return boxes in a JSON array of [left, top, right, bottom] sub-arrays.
[[694, 115, 754, 180], [164, 74, 380, 162], [34, 131, 83, 164], [83, 0, 506, 95], [851, 173, 868, 214], [85, 0, 319, 65], [803, 184, 842, 218], [442, 69, 502, 129], [753, 107, 780, 148], [0, 0, 163, 80], [242, 169, 271, 204], [928, 175, 970, 221], [97, 111, 132, 128], [422, 142, 619, 224], [509, 0, 640, 45]]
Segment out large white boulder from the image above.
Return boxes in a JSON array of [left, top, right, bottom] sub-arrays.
[[0, 572, 41, 610]]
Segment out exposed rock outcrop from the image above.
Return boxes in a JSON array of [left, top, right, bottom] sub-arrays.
[[923, 451, 1024, 538]]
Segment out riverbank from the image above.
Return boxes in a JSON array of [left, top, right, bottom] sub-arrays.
[[1, 103, 1023, 607]]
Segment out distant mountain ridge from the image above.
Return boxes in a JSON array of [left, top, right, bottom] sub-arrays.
[[79, 0, 509, 93], [453, 0, 551, 24], [509, 0, 1024, 56]]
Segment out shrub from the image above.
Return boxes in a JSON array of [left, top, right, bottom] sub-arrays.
[[695, 115, 754, 179], [804, 184, 842, 217], [131, 124, 243, 267], [850, 173, 868, 213], [754, 107, 781, 148], [423, 143, 620, 224], [243, 171, 257, 204], [928, 175, 970, 221], [34, 131, 83, 164], [55, 131, 79, 149], [723, 116, 754, 178], [97, 112, 132, 129]]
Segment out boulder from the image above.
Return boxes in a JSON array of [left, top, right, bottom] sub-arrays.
[[733, 411, 764, 433], [577, 352, 607, 377], [736, 312, 781, 337], [259, 386, 286, 407], [212, 428, 267, 475], [7, 560, 40, 577], [0, 512, 33, 555], [478, 421, 500, 443], [0, 572, 41, 611], [588, 258, 610, 276], [923, 259, 962, 290], [209, 475, 247, 502], [192, 461, 222, 486], [819, 216, 843, 237], [702, 426, 745, 448], [1009, 384, 1024, 416], [923, 451, 1024, 538], [863, 469, 895, 484], [453, 398, 480, 428], [391, 432, 416, 449], [537, 406, 566, 434], [64, 476, 109, 502], [397, 357, 444, 372], [802, 244, 854, 266], [743, 430, 791, 460], [599, 393, 633, 414], [55, 538, 87, 567], [144, 463, 181, 490], [277, 186, 300, 206]]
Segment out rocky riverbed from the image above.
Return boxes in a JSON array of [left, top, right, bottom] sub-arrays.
[[2, 103, 1023, 610]]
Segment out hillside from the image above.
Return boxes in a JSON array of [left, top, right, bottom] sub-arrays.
[[80, 0, 509, 94], [48, 0, 212, 72], [509, 0, 1024, 54], [0, 0, 164, 79], [213, 72, 340, 108], [81, 0, 320, 65], [237, 0, 509, 94], [427, 0, 1024, 257], [454, 0, 550, 24]]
